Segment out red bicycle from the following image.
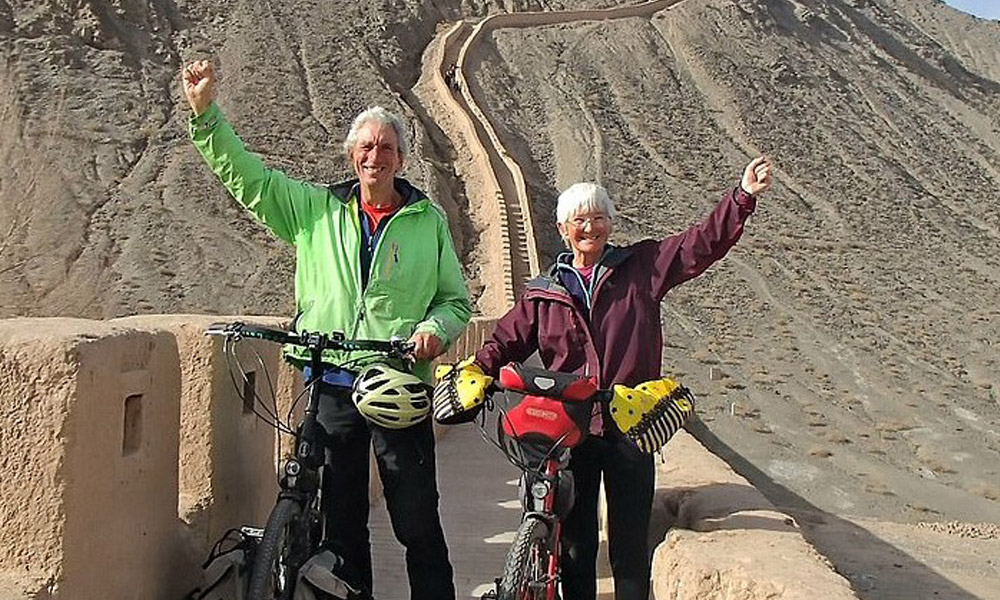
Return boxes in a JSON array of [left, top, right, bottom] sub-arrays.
[[465, 362, 696, 600], [480, 364, 613, 600]]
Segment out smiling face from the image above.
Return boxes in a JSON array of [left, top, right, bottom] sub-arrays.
[[351, 120, 403, 189], [558, 211, 612, 265]]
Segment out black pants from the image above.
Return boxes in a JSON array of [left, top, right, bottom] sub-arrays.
[[561, 433, 655, 600], [316, 384, 455, 599]]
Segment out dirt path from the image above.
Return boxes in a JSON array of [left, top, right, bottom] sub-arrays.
[[414, 0, 687, 312]]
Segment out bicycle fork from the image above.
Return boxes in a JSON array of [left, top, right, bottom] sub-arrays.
[[524, 459, 562, 600], [541, 460, 560, 600]]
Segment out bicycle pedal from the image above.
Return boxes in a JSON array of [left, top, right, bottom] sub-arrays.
[[480, 583, 499, 600], [239, 526, 264, 540]]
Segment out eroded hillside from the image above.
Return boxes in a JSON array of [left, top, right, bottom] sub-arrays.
[[2, 0, 999, 594]]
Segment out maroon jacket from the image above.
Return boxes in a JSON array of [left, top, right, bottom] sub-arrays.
[[475, 185, 756, 431]]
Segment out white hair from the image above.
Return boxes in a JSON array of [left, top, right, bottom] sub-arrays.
[[556, 182, 616, 223], [342, 106, 409, 160]]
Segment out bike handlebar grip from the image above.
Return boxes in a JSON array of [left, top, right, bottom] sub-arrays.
[[204, 321, 299, 344], [238, 324, 298, 344], [205, 322, 229, 335], [592, 390, 614, 404]]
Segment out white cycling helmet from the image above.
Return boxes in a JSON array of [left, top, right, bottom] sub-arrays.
[[352, 363, 431, 429]]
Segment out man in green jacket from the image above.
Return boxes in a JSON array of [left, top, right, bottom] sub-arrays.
[[183, 59, 470, 599]]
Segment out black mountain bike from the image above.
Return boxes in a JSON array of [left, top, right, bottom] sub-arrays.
[[206, 321, 414, 600]]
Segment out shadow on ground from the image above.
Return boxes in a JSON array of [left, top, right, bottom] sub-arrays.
[[668, 420, 981, 599]]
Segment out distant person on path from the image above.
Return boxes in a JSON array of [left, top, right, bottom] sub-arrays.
[[182, 59, 471, 599], [463, 157, 773, 599], [444, 63, 459, 93]]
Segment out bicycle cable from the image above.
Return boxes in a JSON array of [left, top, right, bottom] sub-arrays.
[[222, 336, 294, 435]]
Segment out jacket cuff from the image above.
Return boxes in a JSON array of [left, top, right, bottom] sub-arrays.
[[734, 184, 757, 213], [414, 320, 449, 348], [189, 103, 221, 135]]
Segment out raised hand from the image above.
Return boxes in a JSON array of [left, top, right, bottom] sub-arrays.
[[182, 60, 215, 116], [740, 156, 774, 196]]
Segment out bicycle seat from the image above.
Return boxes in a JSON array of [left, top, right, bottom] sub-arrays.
[[498, 363, 597, 401]]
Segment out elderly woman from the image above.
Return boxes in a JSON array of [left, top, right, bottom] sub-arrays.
[[472, 157, 773, 599]]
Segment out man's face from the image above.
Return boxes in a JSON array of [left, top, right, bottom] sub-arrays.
[[351, 121, 403, 188]]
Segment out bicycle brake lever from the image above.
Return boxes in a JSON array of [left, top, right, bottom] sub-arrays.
[[388, 336, 416, 362]]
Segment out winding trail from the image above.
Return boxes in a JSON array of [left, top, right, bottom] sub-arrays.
[[417, 0, 686, 312]]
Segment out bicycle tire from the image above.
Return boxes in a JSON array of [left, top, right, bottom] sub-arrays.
[[497, 516, 553, 600], [247, 498, 303, 600]]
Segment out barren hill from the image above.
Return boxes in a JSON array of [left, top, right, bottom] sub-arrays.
[[2, 0, 999, 596]]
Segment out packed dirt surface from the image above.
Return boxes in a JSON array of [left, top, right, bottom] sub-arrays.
[[2, 0, 999, 597]]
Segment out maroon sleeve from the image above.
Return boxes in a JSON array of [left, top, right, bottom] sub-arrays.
[[648, 185, 756, 301], [474, 297, 539, 378]]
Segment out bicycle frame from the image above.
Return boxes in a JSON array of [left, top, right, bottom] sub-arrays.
[[534, 457, 564, 600], [477, 363, 609, 600], [206, 321, 413, 599], [267, 334, 351, 588], [485, 411, 577, 600]]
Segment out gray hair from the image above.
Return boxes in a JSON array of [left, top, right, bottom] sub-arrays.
[[556, 182, 616, 223], [342, 106, 409, 160]]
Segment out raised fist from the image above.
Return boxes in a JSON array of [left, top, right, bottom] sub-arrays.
[[182, 60, 215, 116]]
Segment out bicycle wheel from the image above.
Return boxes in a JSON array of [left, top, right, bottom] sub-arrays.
[[247, 497, 304, 600], [497, 516, 553, 600]]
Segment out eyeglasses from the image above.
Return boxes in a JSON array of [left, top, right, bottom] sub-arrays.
[[567, 214, 609, 228]]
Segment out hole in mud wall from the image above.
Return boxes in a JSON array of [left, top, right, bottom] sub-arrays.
[[242, 371, 256, 415], [123, 394, 143, 455]]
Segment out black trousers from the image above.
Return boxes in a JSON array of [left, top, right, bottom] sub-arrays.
[[561, 433, 655, 600], [316, 384, 455, 599]]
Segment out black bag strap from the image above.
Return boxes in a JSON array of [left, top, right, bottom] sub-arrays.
[[202, 528, 254, 569]]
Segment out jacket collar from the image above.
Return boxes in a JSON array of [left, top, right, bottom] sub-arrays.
[[526, 244, 634, 299], [328, 177, 427, 209], [547, 244, 633, 276]]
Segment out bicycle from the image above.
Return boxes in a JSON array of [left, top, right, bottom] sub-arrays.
[[206, 321, 416, 600], [462, 363, 695, 600]]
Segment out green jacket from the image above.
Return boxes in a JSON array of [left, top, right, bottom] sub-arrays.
[[189, 104, 472, 381]]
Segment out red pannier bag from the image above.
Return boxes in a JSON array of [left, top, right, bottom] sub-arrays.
[[498, 363, 598, 448]]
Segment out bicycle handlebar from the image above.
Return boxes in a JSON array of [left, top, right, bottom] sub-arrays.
[[486, 382, 612, 404], [484, 363, 614, 405], [205, 321, 416, 358]]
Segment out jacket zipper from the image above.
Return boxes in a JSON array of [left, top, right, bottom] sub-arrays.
[[527, 287, 603, 386], [350, 202, 420, 339]]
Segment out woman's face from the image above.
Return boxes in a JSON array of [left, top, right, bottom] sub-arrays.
[[558, 212, 612, 260]]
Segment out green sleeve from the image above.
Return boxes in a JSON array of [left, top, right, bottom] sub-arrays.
[[189, 103, 328, 244], [413, 213, 473, 347]]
